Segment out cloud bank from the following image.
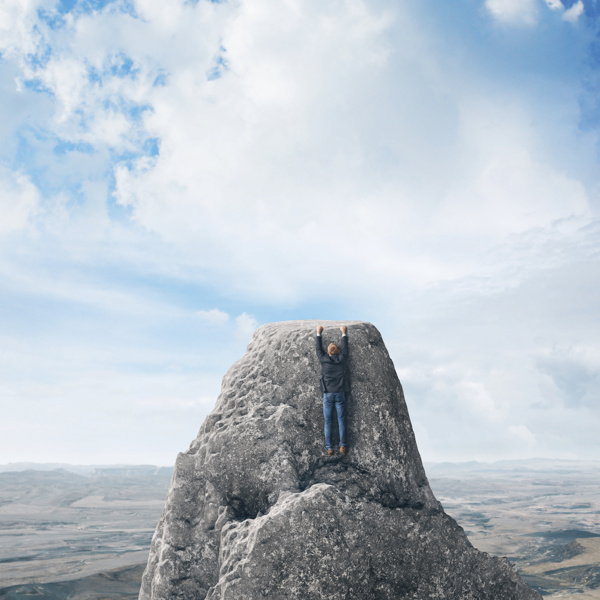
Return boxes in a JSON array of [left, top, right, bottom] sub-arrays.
[[0, 0, 599, 464]]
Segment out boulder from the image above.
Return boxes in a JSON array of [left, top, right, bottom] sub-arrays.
[[140, 320, 541, 600]]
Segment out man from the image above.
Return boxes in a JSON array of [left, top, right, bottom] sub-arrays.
[[315, 324, 349, 456]]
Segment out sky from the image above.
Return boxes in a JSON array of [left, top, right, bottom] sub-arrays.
[[1, 0, 599, 466]]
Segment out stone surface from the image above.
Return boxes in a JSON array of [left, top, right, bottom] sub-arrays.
[[140, 320, 541, 600]]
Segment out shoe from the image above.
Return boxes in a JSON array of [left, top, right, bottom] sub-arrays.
[[327, 449, 334, 457], [340, 446, 346, 456]]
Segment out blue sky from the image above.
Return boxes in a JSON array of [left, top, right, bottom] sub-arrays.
[[1, 0, 599, 465]]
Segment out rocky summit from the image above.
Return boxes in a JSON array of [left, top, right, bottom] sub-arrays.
[[140, 320, 541, 600]]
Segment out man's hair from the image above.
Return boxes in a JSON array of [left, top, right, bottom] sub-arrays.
[[328, 343, 339, 355]]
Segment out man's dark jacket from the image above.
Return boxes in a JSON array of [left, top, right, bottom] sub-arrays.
[[315, 335, 350, 394]]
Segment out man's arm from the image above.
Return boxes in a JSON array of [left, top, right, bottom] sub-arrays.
[[315, 325, 326, 359], [340, 325, 348, 357]]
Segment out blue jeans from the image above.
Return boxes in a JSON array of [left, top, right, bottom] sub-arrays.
[[323, 392, 346, 450]]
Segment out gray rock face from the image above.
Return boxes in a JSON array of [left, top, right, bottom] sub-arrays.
[[140, 320, 541, 600]]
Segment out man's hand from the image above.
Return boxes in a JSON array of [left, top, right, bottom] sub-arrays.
[[317, 325, 324, 335], [340, 325, 347, 334]]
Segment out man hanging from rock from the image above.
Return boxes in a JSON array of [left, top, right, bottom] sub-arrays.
[[316, 324, 349, 456]]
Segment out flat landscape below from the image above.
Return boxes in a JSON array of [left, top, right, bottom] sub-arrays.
[[427, 459, 600, 599], [1, 459, 599, 599], [0, 465, 171, 599]]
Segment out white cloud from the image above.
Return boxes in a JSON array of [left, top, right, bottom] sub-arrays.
[[455, 380, 505, 422], [438, 147, 589, 238], [103, 0, 592, 299], [0, 169, 39, 235], [485, 0, 539, 25], [563, 0, 585, 22], [196, 308, 230, 325], [545, 0, 564, 10], [536, 345, 600, 408], [0, 0, 43, 59], [235, 312, 258, 342], [1, 0, 593, 300], [509, 424, 537, 446]]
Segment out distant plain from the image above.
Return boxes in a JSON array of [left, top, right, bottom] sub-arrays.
[[1, 459, 599, 599]]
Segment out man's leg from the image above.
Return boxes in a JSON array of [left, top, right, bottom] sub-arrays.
[[335, 393, 347, 449], [323, 393, 334, 451]]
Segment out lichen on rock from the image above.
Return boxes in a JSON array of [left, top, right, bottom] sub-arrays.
[[140, 320, 541, 600]]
